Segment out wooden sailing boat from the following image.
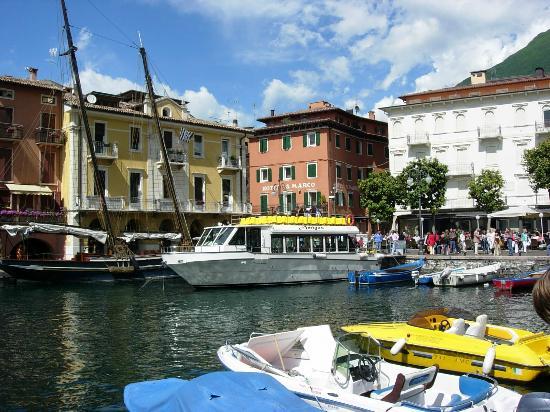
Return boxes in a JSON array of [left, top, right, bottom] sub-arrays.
[[0, 0, 174, 281]]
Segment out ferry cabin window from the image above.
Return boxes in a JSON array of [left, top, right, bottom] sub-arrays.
[[228, 227, 246, 245], [271, 235, 283, 253], [337, 235, 348, 252], [285, 236, 297, 253], [246, 227, 262, 252], [197, 229, 211, 246], [348, 236, 357, 252], [299, 235, 312, 253], [325, 236, 337, 252], [202, 228, 222, 246], [214, 227, 233, 245], [312, 236, 323, 252]]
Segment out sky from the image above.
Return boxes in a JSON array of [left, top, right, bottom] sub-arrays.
[[2, 0, 550, 127]]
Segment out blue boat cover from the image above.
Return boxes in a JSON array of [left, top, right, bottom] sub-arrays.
[[124, 371, 319, 412]]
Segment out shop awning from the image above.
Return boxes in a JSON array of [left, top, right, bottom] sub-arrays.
[[5, 184, 53, 196]]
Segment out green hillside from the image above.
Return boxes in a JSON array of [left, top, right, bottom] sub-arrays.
[[457, 29, 550, 86]]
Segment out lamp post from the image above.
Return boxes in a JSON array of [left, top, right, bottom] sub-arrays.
[[376, 218, 380, 231], [539, 212, 544, 233], [407, 174, 432, 254], [475, 215, 480, 230]]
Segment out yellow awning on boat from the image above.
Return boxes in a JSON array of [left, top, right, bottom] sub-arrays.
[[5, 184, 53, 196]]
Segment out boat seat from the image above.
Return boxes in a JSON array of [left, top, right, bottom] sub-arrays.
[[370, 365, 439, 403], [465, 314, 488, 339], [297, 325, 336, 373], [445, 318, 466, 335]]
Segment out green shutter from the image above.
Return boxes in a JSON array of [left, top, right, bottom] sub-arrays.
[[307, 163, 316, 178], [268, 168, 272, 182], [304, 192, 309, 207], [279, 166, 283, 181], [317, 191, 321, 206], [315, 131, 320, 146], [291, 192, 296, 210], [279, 194, 283, 211], [260, 195, 267, 213], [256, 169, 260, 182], [291, 165, 295, 179], [303, 133, 307, 147]]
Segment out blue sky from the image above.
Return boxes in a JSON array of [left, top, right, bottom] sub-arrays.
[[2, 0, 550, 127]]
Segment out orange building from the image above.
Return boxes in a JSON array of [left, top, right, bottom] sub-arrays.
[[0, 68, 66, 257], [251, 101, 388, 231]]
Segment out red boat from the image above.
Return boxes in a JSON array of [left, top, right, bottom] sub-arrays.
[[492, 268, 548, 292]]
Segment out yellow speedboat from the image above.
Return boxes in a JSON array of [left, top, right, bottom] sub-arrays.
[[343, 308, 550, 382]]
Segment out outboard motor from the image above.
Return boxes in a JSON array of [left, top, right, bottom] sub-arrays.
[[516, 392, 550, 411]]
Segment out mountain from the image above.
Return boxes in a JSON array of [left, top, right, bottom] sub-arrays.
[[457, 29, 550, 86]]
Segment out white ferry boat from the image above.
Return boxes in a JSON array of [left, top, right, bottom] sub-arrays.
[[162, 216, 384, 287]]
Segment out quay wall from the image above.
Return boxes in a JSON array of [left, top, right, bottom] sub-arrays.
[[404, 255, 550, 275]]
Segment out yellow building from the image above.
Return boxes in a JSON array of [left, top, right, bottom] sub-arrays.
[[62, 90, 251, 256]]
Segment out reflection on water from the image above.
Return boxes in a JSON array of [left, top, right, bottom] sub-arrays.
[[0, 280, 548, 410]]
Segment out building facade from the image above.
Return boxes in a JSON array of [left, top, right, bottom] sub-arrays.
[[0, 69, 66, 258], [62, 89, 252, 257], [384, 68, 550, 233], [251, 101, 388, 232]]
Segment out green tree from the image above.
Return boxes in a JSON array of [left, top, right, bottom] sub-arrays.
[[523, 139, 550, 197], [397, 158, 448, 231], [468, 169, 506, 214], [358, 171, 399, 226]]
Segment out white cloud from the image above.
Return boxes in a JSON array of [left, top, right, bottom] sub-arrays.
[[372, 95, 403, 121], [325, 0, 387, 43], [166, 0, 304, 20], [76, 28, 93, 51], [274, 23, 327, 48], [261, 78, 316, 112], [80, 68, 143, 94], [320, 56, 352, 84]]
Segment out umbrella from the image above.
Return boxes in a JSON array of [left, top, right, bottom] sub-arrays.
[[488, 205, 547, 218]]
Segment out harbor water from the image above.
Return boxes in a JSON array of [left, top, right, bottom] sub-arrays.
[[0, 279, 548, 410]]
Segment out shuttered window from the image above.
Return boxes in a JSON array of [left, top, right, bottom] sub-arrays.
[[259, 137, 268, 153], [303, 131, 320, 147], [282, 135, 291, 150], [307, 162, 317, 178]]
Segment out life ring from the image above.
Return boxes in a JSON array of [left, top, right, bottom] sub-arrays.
[[345, 214, 355, 226]]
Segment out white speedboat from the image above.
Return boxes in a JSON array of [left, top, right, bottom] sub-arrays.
[[162, 216, 382, 287], [218, 325, 520, 411], [432, 263, 502, 287], [413, 267, 466, 286]]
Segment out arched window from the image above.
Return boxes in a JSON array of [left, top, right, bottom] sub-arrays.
[[484, 111, 495, 126], [515, 107, 526, 126], [162, 107, 171, 117], [393, 121, 402, 137], [414, 118, 424, 135], [434, 116, 444, 134]]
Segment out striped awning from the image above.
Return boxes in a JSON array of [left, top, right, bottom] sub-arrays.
[[5, 184, 53, 195]]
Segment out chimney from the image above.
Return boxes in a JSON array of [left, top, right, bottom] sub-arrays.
[[26, 66, 38, 81], [270, 109, 275, 116], [143, 95, 152, 115], [232, 118, 238, 126], [535, 67, 545, 77], [470, 70, 486, 85], [368, 110, 375, 120]]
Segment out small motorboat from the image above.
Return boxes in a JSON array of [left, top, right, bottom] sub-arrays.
[[218, 324, 521, 411], [492, 266, 549, 292], [124, 371, 318, 411], [348, 258, 424, 285], [413, 267, 466, 286], [432, 263, 501, 287], [343, 308, 550, 382]]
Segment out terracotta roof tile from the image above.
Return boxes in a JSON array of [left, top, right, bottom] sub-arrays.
[[0, 75, 65, 91]]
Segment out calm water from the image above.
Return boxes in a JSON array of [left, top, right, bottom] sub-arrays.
[[0, 279, 548, 410]]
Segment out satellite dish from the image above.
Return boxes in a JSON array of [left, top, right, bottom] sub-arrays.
[[86, 94, 97, 104]]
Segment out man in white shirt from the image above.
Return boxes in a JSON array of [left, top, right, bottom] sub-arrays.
[[390, 231, 399, 254]]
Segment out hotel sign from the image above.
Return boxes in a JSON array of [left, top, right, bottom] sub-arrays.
[[262, 182, 317, 191]]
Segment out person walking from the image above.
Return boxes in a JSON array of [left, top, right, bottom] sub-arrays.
[[449, 228, 457, 254], [473, 228, 481, 255], [494, 229, 502, 256], [459, 230, 466, 254], [521, 229, 529, 255], [390, 230, 399, 254], [505, 228, 514, 256], [487, 229, 495, 254], [373, 230, 383, 252], [426, 231, 436, 255]]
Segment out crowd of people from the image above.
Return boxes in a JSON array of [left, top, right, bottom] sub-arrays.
[[363, 228, 550, 256]]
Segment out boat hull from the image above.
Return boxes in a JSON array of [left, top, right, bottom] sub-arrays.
[[348, 270, 413, 285], [0, 256, 175, 282], [163, 252, 380, 287], [343, 322, 549, 382], [492, 277, 539, 291]]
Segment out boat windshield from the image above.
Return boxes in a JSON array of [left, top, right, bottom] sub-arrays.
[[199, 227, 224, 246], [332, 333, 381, 385], [213, 227, 234, 245], [407, 307, 475, 329]]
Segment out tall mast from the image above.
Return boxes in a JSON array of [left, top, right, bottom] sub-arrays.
[[60, 0, 116, 253], [139, 46, 191, 244]]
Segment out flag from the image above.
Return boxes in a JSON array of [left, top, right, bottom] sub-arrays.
[[179, 127, 194, 143]]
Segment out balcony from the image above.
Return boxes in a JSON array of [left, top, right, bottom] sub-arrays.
[[217, 155, 241, 173], [447, 163, 474, 176], [156, 149, 187, 171], [35, 127, 65, 146], [84, 195, 125, 210], [406, 132, 430, 146], [442, 198, 476, 209], [0, 122, 24, 141], [0, 208, 67, 224], [89, 141, 118, 162], [478, 125, 502, 140]]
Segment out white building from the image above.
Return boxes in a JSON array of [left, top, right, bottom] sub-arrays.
[[384, 68, 550, 233]]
